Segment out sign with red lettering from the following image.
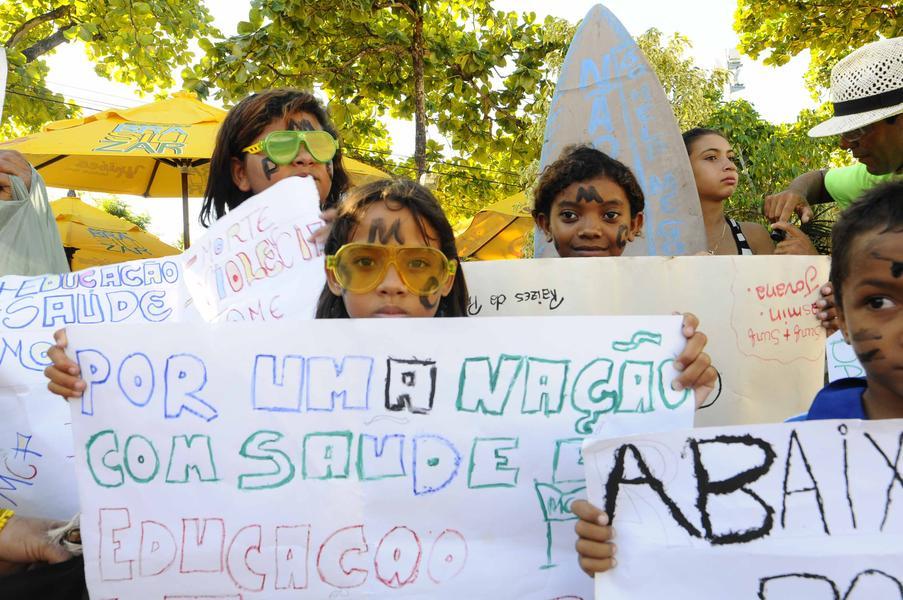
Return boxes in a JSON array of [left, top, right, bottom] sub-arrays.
[[182, 176, 325, 322], [66, 314, 693, 598]]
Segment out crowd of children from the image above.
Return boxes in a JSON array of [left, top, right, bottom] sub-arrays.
[[2, 34, 901, 595], [33, 83, 901, 588]]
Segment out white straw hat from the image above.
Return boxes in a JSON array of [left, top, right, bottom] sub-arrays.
[[808, 36, 903, 138]]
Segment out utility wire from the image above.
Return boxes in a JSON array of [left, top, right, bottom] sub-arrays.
[[345, 144, 522, 177], [7, 88, 107, 113]]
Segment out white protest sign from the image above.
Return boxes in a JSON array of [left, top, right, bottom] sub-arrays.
[[67, 315, 692, 599], [463, 255, 829, 426], [827, 330, 864, 382], [0, 258, 197, 518], [183, 176, 325, 322], [582, 419, 903, 600]]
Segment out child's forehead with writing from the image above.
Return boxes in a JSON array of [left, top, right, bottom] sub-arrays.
[[851, 229, 903, 279], [348, 201, 436, 247], [555, 177, 627, 203]]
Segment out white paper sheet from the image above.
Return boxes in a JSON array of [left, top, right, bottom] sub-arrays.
[[0, 259, 195, 517], [826, 330, 865, 382], [582, 419, 903, 599], [182, 176, 325, 322]]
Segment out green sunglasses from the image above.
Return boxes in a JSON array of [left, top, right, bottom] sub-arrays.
[[242, 130, 339, 165]]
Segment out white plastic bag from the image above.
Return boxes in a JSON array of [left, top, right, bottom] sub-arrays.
[[0, 168, 69, 275]]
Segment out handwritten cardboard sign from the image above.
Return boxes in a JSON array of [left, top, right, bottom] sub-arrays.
[[67, 315, 692, 599], [0, 258, 197, 518], [535, 4, 706, 258], [0, 177, 327, 519], [182, 176, 325, 322], [583, 419, 903, 599], [462, 255, 830, 426]]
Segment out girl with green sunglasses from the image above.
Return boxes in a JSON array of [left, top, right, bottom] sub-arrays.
[[200, 89, 350, 228]]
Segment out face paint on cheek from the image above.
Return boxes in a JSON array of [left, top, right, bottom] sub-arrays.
[[261, 157, 279, 181], [856, 348, 883, 363], [419, 276, 441, 310], [419, 295, 439, 310], [615, 224, 629, 249], [851, 329, 882, 342]]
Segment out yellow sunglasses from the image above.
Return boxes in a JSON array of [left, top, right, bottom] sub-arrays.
[[326, 243, 457, 296]]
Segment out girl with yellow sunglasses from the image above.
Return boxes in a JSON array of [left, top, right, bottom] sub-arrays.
[[317, 179, 469, 319]]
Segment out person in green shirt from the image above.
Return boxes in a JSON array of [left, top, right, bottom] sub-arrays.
[[764, 37, 903, 224], [763, 37, 903, 336]]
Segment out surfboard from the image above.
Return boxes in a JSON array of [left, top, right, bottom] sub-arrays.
[[534, 4, 707, 257]]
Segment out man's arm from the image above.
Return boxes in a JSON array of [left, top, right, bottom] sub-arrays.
[[763, 169, 834, 223]]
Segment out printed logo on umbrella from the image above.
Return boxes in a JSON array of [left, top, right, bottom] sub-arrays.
[[93, 123, 190, 155]]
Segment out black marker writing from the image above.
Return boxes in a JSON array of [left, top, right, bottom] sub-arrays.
[[574, 185, 604, 204], [615, 224, 629, 249], [688, 434, 776, 545], [604, 443, 701, 538], [288, 118, 315, 132], [852, 329, 882, 342], [262, 157, 279, 180], [863, 431, 903, 530], [368, 218, 404, 245], [781, 430, 829, 534], [856, 348, 882, 363]]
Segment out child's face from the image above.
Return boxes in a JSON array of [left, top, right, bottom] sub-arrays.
[[688, 134, 738, 203], [232, 111, 333, 205], [326, 202, 455, 318], [837, 228, 903, 398], [535, 176, 643, 258]]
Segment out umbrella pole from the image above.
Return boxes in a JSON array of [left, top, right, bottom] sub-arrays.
[[180, 166, 190, 249]]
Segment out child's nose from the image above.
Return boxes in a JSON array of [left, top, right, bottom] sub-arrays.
[[578, 217, 604, 237], [293, 143, 316, 165], [377, 264, 406, 295]]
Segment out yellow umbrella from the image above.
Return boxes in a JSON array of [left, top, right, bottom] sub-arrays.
[[0, 91, 388, 247], [456, 192, 533, 260], [51, 195, 181, 270]]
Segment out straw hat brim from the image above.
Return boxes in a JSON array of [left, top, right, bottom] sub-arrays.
[[808, 103, 903, 137]]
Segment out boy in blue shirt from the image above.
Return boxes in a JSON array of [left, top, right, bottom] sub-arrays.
[[800, 180, 903, 420]]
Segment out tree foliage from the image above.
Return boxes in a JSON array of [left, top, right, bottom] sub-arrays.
[[187, 0, 574, 224], [96, 196, 152, 231], [190, 3, 737, 223], [636, 29, 728, 130], [0, 0, 216, 138], [734, 1, 901, 93]]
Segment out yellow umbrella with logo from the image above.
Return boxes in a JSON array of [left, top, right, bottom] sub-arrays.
[[51, 194, 181, 270], [456, 192, 533, 260], [0, 91, 389, 248]]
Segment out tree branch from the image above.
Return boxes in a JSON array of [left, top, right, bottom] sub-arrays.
[[6, 6, 72, 48], [373, 1, 418, 20], [22, 25, 75, 62]]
